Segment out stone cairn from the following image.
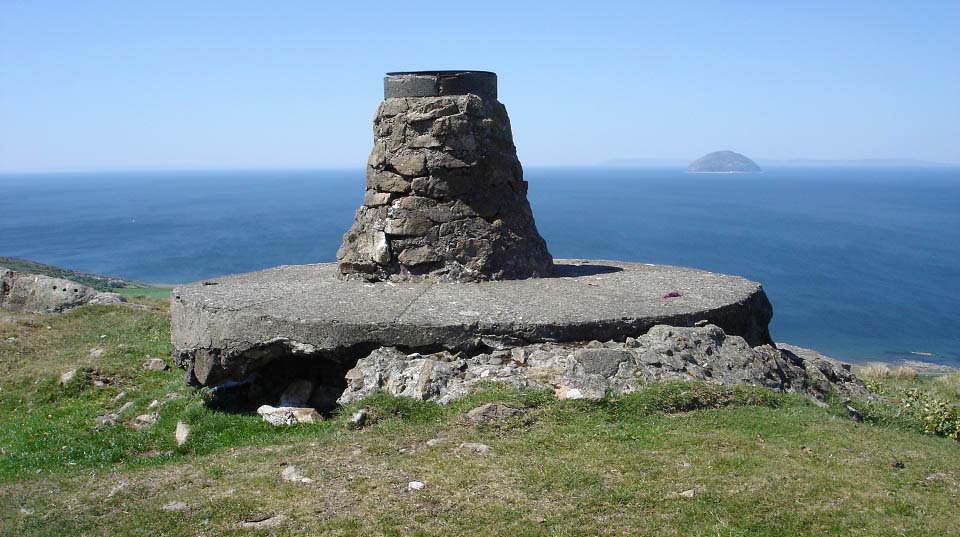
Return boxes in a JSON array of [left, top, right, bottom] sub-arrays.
[[169, 71, 871, 423], [337, 71, 554, 282]]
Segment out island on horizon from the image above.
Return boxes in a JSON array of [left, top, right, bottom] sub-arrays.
[[688, 150, 762, 173]]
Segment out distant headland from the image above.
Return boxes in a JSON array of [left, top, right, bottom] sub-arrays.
[[687, 151, 762, 173]]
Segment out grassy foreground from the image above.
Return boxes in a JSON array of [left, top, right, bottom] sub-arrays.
[[0, 301, 958, 536], [113, 287, 173, 300]]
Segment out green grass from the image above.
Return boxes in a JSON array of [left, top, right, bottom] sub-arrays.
[[114, 286, 172, 299], [1, 302, 958, 536]]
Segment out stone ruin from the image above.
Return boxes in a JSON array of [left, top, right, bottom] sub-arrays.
[[169, 71, 869, 423], [337, 71, 553, 282]]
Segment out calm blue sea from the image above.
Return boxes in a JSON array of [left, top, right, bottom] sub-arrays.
[[2, 167, 958, 366]]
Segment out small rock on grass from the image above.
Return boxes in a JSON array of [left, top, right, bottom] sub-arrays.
[[280, 465, 314, 484], [89, 348, 104, 358], [678, 489, 696, 498], [407, 481, 425, 491], [349, 408, 370, 428], [142, 358, 168, 371], [240, 514, 285, 529], [257, 405, 322, 426], [162, 501, 188, 512], [106, 482, 126, 499], [458, 442, 491, 455], [133, 413, 158, 429], [95, 413, 119, 428], [59, 369, 77, 387], [175, 421, 190, 446], [465, 403, 523, 424]]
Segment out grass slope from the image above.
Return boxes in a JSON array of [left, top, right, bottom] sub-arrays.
[[0, 257, 135, 292], [0, 256, 171, 298], [113, 287, 173, 300], [0, 301, 958, 536]]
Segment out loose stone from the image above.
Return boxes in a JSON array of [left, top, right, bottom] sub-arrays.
[[280, 465, 314, 484], [59, 369, 77, 387], [846, 405, 864, 422], [133, 413, 158, 429], [458, 442, 492, 455], [142, 358, 168, 371], [256, 405, 322, 426], [175, 421, 190, 446], [349, 409, 370, 428], [95, 413, 119, 428], [240, 514, 285, 529], [465, 403, 523, 424]]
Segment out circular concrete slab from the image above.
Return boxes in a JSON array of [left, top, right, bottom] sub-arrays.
[[170, 260, 773, 385]]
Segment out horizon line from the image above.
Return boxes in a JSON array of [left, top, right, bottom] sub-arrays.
[[2, 159, 960, 176]]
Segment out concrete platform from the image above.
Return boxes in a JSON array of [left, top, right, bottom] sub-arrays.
[[170, 260, 773, 386]]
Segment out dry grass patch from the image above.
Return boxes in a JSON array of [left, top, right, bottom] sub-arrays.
[[857, 362, 920, 381], [933, 373, 960, 398]]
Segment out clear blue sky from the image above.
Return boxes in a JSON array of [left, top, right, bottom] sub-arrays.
[[1, 1, 958, 172]]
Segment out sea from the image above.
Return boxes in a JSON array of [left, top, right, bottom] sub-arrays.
[[1, 167, 958, 367]]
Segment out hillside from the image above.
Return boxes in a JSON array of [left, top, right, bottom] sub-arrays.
[[1, 299, 958, 535], [0, 257, 136, 292]]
